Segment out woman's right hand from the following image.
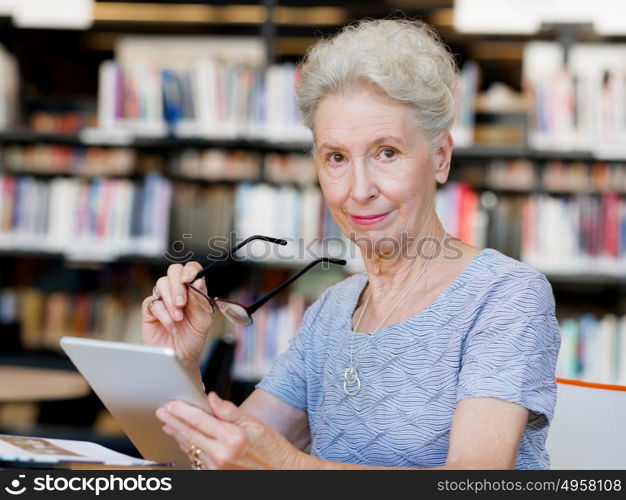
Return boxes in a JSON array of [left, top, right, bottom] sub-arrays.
[[142, 261, 214, 374]]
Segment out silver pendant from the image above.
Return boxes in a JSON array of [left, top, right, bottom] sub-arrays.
[[343, 366, 361, 395]]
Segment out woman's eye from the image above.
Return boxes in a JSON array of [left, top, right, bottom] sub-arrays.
[[327, 153, 345, 165], [380, 148, 397, 160]]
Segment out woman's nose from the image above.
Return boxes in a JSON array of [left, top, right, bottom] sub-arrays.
[[349, 158, 379, 204]]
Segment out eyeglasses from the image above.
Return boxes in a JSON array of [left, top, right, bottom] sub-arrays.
[[186, 235, 346, 326]]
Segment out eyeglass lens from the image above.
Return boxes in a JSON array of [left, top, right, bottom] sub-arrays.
[[215, 300, 252, 326]]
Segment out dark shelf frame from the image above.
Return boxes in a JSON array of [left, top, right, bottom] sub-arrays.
[[0, 129, 312, 153], [4, 130, 626, 162], [2, 248, 626, 288]]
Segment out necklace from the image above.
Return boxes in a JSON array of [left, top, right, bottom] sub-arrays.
[[343, 259, 431, 396]]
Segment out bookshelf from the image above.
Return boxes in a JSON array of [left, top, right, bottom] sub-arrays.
[[1, 1, 626, 411], [8, 129, 626, 161]]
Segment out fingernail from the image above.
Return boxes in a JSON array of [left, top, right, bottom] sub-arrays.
[[175, 310, 183, 321], [176, 295, 185, 306], [162, 425, 172, 434], [156, 408, 166, 418]]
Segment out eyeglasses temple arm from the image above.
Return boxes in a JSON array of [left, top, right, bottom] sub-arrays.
[[233, 235, 287, 253], [245, 258, 346, 315], [192, 235, 288, 282]]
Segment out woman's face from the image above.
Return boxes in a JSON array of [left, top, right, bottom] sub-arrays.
[[314, 86, 451, 258]]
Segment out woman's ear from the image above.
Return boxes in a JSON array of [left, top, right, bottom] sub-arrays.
[[434, 132, 453, 184]]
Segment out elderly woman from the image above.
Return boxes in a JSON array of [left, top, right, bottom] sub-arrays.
[[143, 19, 561, 470]]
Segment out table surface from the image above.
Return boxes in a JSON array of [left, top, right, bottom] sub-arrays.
[[0, 366, 90, 402]]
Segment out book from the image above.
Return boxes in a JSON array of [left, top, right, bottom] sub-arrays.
[[0, 434, 156, 467], [557, 312, 626, 386], [0, 44, 18, 130], [230, 288, 308, 381], [449, 160, 626, 274], [0, 173, 172, 260], [6, 287, 143, 350], [171, 148, 261, 181], [522, 192, 626, 275], [1, 257, 231, 350], [264, 152, 317, 185], [487, 159, 535, 191], [450, 60, 480, 148], [228, 181, 366, 267], [169, 183, 235, 258], [90, 36, 315, 142], [436, 182, 488, 250], [524, 41, 626, 157], [2, 144, 136, 176]]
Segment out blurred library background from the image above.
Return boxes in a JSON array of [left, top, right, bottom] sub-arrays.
[[1, 0, 626, 455]]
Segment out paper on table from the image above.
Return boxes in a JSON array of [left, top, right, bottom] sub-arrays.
[[0, 434, 156, 466]]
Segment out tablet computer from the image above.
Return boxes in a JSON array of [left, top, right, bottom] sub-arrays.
[[60, 336, 210, 469]]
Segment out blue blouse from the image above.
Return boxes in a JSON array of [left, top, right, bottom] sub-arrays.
[[257, 248, 561, 469]]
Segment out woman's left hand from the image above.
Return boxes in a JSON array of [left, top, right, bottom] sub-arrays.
[[156, 392, 307, 470]]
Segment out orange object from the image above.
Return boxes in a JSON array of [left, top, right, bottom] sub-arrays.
[[556, 377, 626, 392]]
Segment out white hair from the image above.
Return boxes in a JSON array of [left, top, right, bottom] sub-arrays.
[[295, 18, 458, 145]]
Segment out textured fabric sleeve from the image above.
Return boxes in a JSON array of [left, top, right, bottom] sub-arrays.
[[255, 288, 330, 411], [457, 273, 561, 428]]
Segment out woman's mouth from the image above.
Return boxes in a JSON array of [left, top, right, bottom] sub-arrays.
[[350, 210, 392, 226]]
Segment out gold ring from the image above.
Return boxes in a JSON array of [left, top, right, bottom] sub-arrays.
[[147, 298, 160, 312], [189, 444, 204, 469]]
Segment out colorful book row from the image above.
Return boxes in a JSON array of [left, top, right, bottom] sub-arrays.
[[558, 313, 626, 386], [2, 144, 136, 176], [0, 173, 172, 260], [524, 42, 626, 157], [98, 60, 311, 142]]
